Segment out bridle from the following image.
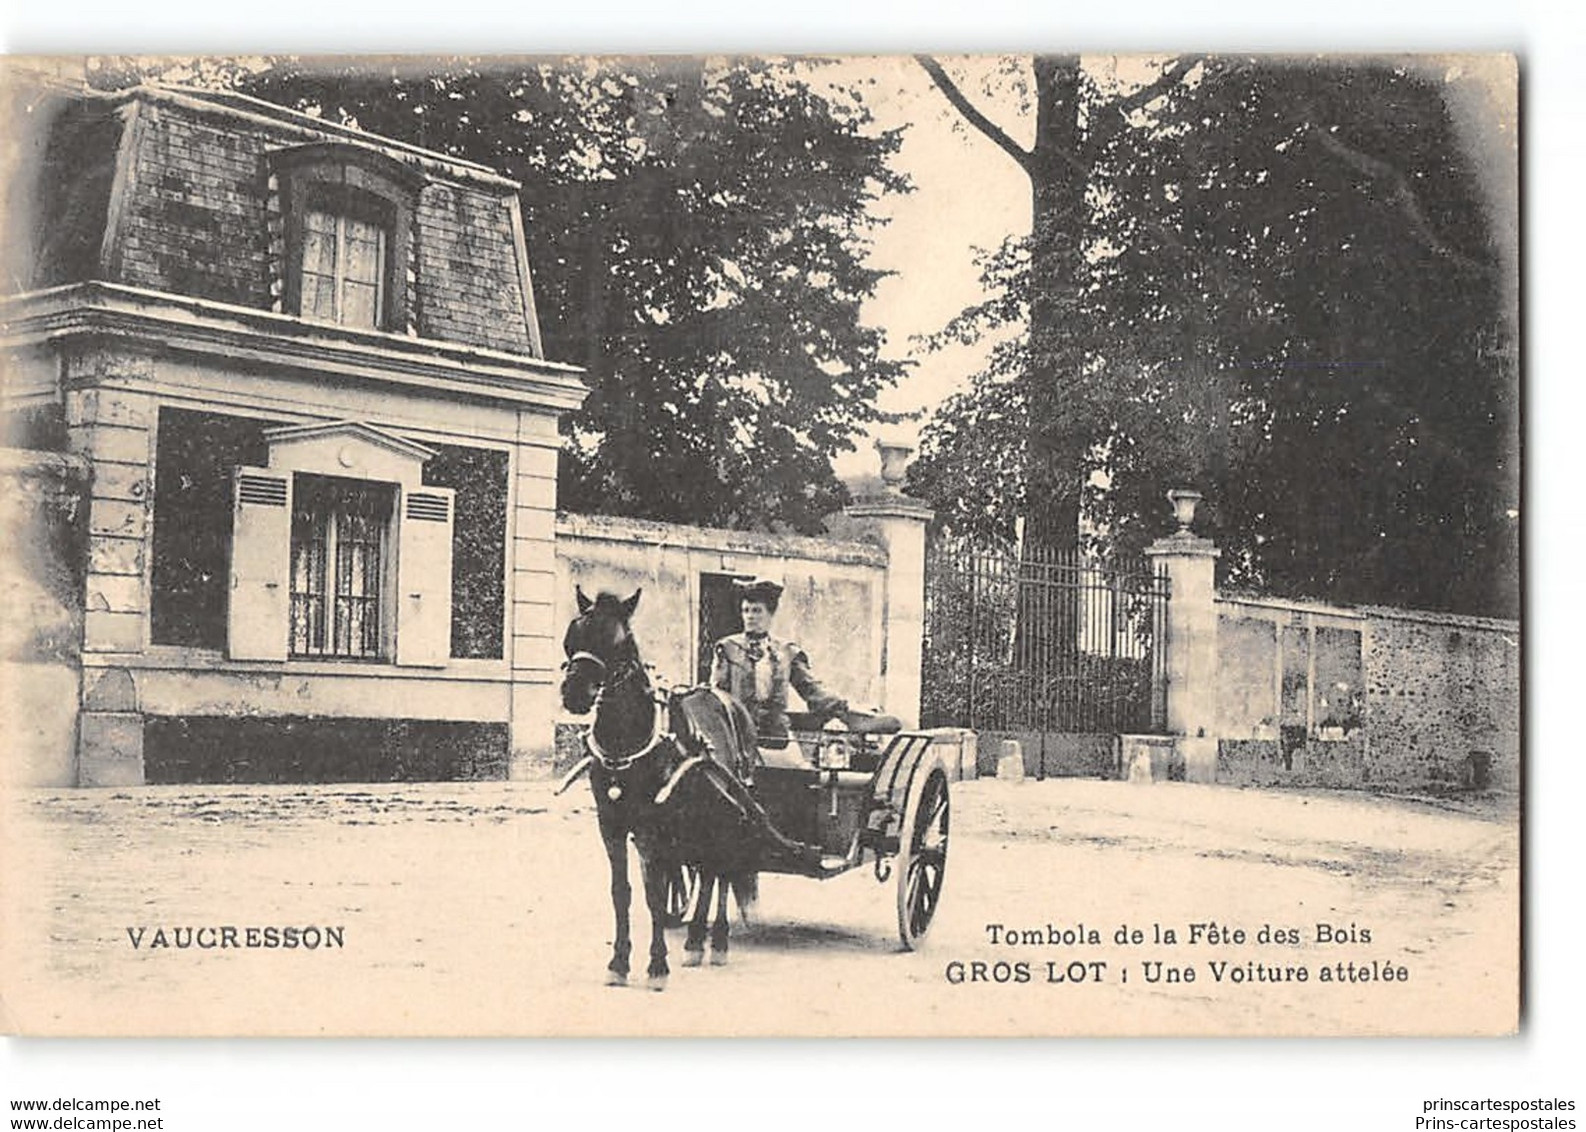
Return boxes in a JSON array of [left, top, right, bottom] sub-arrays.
[[564, 648, 646, 707]]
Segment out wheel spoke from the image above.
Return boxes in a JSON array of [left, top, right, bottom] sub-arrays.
[[898, 768, 950, 947], [905, 866, 924, 919]]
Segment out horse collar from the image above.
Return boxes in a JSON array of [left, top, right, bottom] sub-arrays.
[[587, 700, 669, 773]]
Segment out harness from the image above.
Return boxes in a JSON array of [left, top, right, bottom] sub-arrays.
[[555, 650, 674, 796], [586, 699, 669, 772]]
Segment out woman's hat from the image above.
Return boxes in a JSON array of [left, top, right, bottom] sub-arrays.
[[734, 578, 785, 608]]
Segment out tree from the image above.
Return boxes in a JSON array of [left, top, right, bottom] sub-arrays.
[[226, 57, 909, 534], [912, 55, 1196, 545], [910, 55, 1517, 617]]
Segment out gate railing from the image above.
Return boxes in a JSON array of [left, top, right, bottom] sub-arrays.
[[921, 535, 1170, 734]]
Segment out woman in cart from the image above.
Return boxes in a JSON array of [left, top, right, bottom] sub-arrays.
[[709, 578, 850, 753]]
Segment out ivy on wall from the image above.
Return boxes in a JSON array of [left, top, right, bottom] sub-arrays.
[[422, 443, 507, 660], [150, 407, 274, 649]]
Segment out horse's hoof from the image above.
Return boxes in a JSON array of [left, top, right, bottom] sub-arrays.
[[605, 969, 628, 987], [646, 973, 669, 992], [682, 950, 704, 968], [709, 951, 729, 967]]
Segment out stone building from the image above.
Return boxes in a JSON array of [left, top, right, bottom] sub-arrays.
[[2, 75, 940, 789], [2, 78, 588, 785]]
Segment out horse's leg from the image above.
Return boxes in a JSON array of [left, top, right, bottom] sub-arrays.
[[599, 818, 632, 986], [683, 870, 710, 966], [640, 854, 671, 989], [709, 873, 731, 965]]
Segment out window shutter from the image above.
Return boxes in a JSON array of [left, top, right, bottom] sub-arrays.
[[396, 485, 455, 667], [228, 467, 292, 661]]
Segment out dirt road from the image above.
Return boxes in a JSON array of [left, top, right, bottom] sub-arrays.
[[0, 777, 1518, 1036]]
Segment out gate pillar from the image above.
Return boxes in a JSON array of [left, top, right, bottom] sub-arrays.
[[1144, 489, 1221, 783], [843, 442, 933, 729]]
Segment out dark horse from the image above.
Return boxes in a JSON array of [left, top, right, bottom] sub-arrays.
[[560, 587, 799, 988]]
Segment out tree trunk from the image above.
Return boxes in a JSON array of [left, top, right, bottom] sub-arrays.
[[1014, 57, 1088, 694]]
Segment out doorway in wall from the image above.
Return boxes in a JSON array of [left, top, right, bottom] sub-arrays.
[[697, 571, 753, 682]]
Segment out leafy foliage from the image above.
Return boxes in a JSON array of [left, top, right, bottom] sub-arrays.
[[230, 57, 910, 534], [910, 56, 1518, 616], [423, 445, 508, 660]]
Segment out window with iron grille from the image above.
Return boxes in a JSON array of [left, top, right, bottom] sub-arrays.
[[290, 474, 394, 659]]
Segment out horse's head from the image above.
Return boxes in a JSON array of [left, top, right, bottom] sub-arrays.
[[560, 586, 643, 715]]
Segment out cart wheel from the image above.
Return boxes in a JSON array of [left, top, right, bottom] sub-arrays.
[[896, 758, 950, 950]]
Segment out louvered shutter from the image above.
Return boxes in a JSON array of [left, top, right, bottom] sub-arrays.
[[228, 467, 292, 661], [396, 485, 455, 667]]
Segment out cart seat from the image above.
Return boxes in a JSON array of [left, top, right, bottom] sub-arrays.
[[758, 743, 816, 771], [786, 710, 905, 735]]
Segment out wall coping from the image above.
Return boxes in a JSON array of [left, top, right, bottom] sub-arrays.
[[0, 446, 91, 481], [1218, 590, 1519, 634], [1216, 592, 1368, 622], [1357, 604, 1520, 634], [555, 511, 888, 568]]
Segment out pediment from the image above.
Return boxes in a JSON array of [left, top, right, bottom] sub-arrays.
[[263, 420, 436, 486]]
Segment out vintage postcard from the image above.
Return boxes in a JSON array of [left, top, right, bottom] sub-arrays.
[[0, 52, 1519, 1037]]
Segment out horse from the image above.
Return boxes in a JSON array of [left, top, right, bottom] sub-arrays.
[[560, 587, 789, 986]]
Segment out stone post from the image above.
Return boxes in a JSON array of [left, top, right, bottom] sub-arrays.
[[1143, 488, 1221, 783], [66, 370, 157, 787], [842, 441, 933, 729], [507, 409, 565, 778]]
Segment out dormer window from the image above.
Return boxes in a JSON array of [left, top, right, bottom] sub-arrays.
[[266, 143, 421, 335]]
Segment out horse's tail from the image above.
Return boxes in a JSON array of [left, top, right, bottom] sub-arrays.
[[732, 873, 759, 922], [668, 687, 763, 923]]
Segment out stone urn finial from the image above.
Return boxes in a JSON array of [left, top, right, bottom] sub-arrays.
[[1168, 487, 1203, 533], [877, 439, 913, 490]]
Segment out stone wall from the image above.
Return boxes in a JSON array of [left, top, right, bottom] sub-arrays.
[[0, 447, 89, 786], [1362, 606, 1520, 792], [553, 512, 890, 713], [1213, 593, 1518, 792]]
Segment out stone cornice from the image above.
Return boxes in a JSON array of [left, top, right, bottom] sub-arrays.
[[844, 494, 935, 524], [1, 283, 589, 413], [1145, 533, 1221, 559]]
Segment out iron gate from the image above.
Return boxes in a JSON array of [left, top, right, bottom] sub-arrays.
[[921, 534, 1170, 734]]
